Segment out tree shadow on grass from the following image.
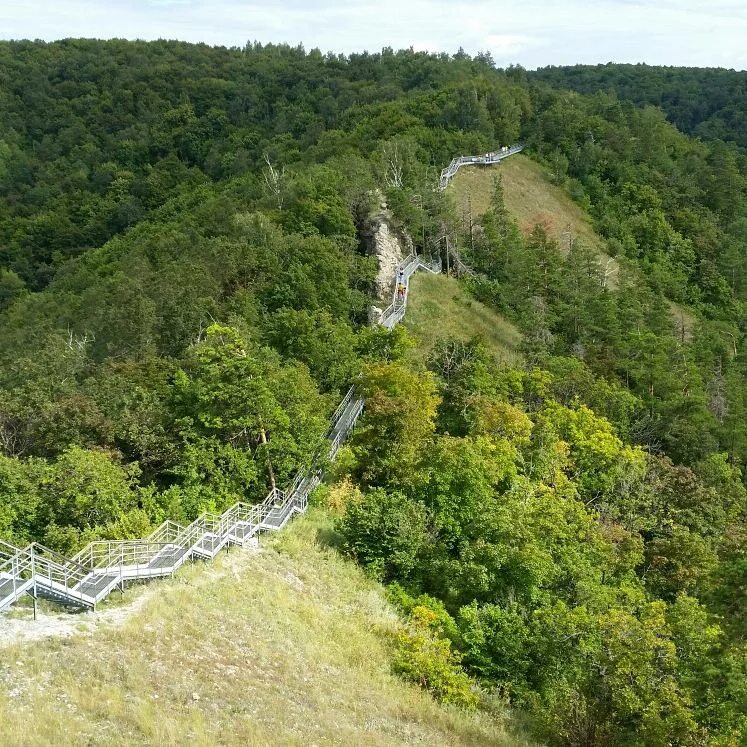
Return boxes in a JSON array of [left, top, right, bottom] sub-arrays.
[[315, 524, 345, 552]]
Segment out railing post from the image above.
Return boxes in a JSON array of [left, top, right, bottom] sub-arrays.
[[31, 545, 37, 621]]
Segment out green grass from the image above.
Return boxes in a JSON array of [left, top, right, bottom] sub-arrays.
[[404, 273, 522, 364], [0, 507, 525, 746]]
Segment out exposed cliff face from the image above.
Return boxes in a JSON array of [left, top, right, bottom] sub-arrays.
[[361, 194, 413, 302]]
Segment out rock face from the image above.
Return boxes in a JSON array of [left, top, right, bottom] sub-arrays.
[[368, 305, 384, 325], [361, 194, 414, 301]]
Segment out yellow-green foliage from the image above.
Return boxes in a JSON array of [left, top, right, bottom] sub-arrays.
[[392, 606, 479, 711], [324, 475, 362, 515], [541, 400, 647, 501], [466, 397, 533, 446]]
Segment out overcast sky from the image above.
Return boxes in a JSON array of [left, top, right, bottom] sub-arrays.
[[1, 0, 746, 70]]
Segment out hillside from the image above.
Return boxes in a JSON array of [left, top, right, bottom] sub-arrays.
[[0, 40, 745, 746], [0, 507, 521, 747], [404, 273, 521, 363], [449, 154, 617, 284], [451, 154, 601, 250], [448, 153, 702, 335]]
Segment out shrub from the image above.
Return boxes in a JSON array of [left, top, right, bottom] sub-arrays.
[[325, 477, 362, 515], [392, 605, 478, 710], [338, 488, 427, 581]]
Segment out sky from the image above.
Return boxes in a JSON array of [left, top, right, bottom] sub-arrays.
[[1, 0, 746, 70]]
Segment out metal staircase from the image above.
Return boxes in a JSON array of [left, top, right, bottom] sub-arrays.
[[380, 254, 442, 329], [438, 144, 523, 191], [0, 255, 437, 616]]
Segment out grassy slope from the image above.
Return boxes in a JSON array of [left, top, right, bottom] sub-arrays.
[[404, 273, 522, 364], [450, 153, 696, 336], [0, 508, 521, 747], [452, 154, 605, 254]]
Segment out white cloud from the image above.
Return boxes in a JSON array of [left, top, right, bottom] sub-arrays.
[[0, 0, 745, 69], [484, 34, 541, 56]]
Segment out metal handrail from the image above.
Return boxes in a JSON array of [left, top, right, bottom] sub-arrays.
[[0, 218, 442, 614], [30, 543, 91, 576], [148, 519, 187, 544], [438, 144, 523, 190], [72, 539, 177, 571], [328, 385, 356, 428]]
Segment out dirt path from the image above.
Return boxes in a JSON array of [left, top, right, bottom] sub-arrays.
[[0, 589, 157, 646]]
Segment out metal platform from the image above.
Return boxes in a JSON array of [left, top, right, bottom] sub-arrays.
[[438, 144, 523, 191]]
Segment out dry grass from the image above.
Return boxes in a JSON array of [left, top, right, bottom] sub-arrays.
[[450, 154, 698, 337], [451, 154, 605, 254], [0, 508, 525, 746], [451, 154, 619, 288], [404, 273, 521, 365]]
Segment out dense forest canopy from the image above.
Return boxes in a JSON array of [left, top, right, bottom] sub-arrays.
[[531, 63, 747, 148], [0, 39, 745, 745], [0, 38, 526, 290]]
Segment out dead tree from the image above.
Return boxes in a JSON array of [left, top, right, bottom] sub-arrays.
[[382, 141, 404, 188], [263, 154, 285, 210]]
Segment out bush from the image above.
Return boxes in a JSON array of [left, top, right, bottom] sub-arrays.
[[338, 488, 427, 581], [392, 605, 478, 710], [324, 477, 362, 515], [387, 584, 461, 642]]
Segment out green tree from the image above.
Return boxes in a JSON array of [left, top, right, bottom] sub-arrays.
[[353, 362, 439, 486], [339, 488, 427, 581], [171, 324, 328, 508], [36, 446, 143, 552]]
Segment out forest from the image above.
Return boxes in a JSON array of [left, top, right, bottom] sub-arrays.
[[0, 40, 745, 745], [531, 63, 747, 149]]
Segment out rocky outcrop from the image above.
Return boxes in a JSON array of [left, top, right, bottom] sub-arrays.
[[361, 193, 414, 301], [368, 305, 384, 326]]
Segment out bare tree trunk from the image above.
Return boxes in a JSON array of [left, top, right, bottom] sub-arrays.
[[263, 154, 285, 210], [383, 141, 404, 187], [259, 423, 276, 491]]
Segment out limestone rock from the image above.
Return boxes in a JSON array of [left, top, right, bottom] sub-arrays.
[[361, 193, 414, 301]]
